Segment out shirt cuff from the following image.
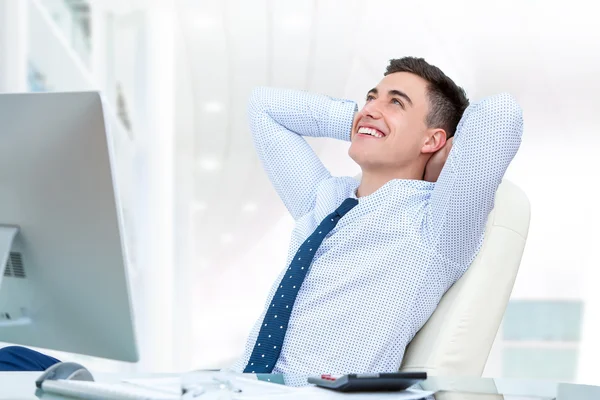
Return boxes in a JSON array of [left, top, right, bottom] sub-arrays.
[[325, 98, 358, 142]]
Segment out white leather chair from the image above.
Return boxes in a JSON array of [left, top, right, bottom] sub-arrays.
[[400, 179, 531, 377]]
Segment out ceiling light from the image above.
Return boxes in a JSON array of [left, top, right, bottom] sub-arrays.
[[193, 202, 207, 212], [191, 16, 220, 30], [242, 203, 258, 213], [204, 101, 223, 113], [198, 157, 221, 171], [279, 15, 311, 30]]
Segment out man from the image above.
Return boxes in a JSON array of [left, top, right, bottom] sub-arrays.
[[0, 57, 523, 374], [229, 56, 522, 375]]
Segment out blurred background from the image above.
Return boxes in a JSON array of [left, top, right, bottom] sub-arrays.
[[0, 0, 599, 384]]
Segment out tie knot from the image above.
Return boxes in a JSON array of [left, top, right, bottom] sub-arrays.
[[335, 198, 359, 218]]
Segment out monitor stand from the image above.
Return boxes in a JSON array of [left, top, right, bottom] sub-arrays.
[[0, 225, 31, 327]]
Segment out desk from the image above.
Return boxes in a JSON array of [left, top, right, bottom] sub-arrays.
[[0, 371, 180, 399], [1, 372, 600, 399]]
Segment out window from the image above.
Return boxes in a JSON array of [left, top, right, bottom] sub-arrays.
[[500, 300, 582, 382]]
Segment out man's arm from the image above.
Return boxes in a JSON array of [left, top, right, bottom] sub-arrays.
[[427, 93, 524, 268], [248, 87, 357, 220]]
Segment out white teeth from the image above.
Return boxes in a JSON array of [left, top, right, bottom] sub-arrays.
[[357, 127, 384, 138]]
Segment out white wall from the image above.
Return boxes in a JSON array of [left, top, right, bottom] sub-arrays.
[[0, 0, 28, 92], [506, 134, 598, 300], [130, 7, 176, 373], [187, 213, 295, 369]]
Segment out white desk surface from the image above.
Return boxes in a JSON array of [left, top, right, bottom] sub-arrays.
[[0, 371, 436, 399], [7, 372, 600, 400], [0, 372, 40, 399]]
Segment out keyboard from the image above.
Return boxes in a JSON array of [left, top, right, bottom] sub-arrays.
[[40, 379, 183, 400]]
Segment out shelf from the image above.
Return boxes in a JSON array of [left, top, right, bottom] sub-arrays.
[[28, 0, 95, 91]]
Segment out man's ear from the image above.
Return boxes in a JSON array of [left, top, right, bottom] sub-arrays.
[[421, 129, 447, 154]]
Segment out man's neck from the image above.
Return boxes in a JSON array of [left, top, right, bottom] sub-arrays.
[[356, 167, 424, 198]]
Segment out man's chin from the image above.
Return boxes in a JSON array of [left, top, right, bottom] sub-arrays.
[[349, 153, 379, 171], [349, 146, 376, 166], [348, 147, 362, 166]]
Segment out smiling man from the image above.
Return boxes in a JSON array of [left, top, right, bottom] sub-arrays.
[[231, 57, 523, 375], [0, 57, 523, 374]]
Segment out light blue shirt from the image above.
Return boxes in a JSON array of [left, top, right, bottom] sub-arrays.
[[232, 87, 523, 374]]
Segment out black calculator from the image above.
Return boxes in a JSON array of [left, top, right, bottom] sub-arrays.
[[307, 372, 427, 392]]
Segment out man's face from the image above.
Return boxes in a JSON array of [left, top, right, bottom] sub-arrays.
[[349, 72, 441, 173]]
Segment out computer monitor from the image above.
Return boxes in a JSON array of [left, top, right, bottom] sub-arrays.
[[0, 91, 139, 362]]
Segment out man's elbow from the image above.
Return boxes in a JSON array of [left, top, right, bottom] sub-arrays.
[[247, 86, 270, 123], [479, 92, 524, 140], [499, 93, 523, 123]]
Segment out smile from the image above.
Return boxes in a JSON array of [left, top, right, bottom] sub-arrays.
[[357, 126, 385, 138]]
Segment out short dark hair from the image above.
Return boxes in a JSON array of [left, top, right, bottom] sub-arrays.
[[385, 57, 469, 138]]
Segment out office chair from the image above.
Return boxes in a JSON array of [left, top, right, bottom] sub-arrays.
[[400, 179, 531, 377]]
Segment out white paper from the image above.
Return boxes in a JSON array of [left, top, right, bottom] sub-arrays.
[[231, 386, 434, 400], [123, 374, 434, 400]]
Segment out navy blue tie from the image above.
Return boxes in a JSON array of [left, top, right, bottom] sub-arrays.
[[243, 198, 358, 373]]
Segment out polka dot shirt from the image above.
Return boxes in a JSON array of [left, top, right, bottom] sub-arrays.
[[231, 87, 523, 375]]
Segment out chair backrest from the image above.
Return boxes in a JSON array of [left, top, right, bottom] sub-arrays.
[[399, 179, 531, 376]]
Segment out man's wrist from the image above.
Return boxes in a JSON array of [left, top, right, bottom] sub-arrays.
[[326, 99, 357, 142]]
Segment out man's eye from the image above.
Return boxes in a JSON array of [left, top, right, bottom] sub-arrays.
[[392, 98, 403, 107], [366, 95, 375, 101]]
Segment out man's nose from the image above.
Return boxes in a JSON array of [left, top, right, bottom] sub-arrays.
[[361, 100, 383, 119]]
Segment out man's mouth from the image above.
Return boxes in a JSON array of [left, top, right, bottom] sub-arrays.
[[356, 126, 385, 138]]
